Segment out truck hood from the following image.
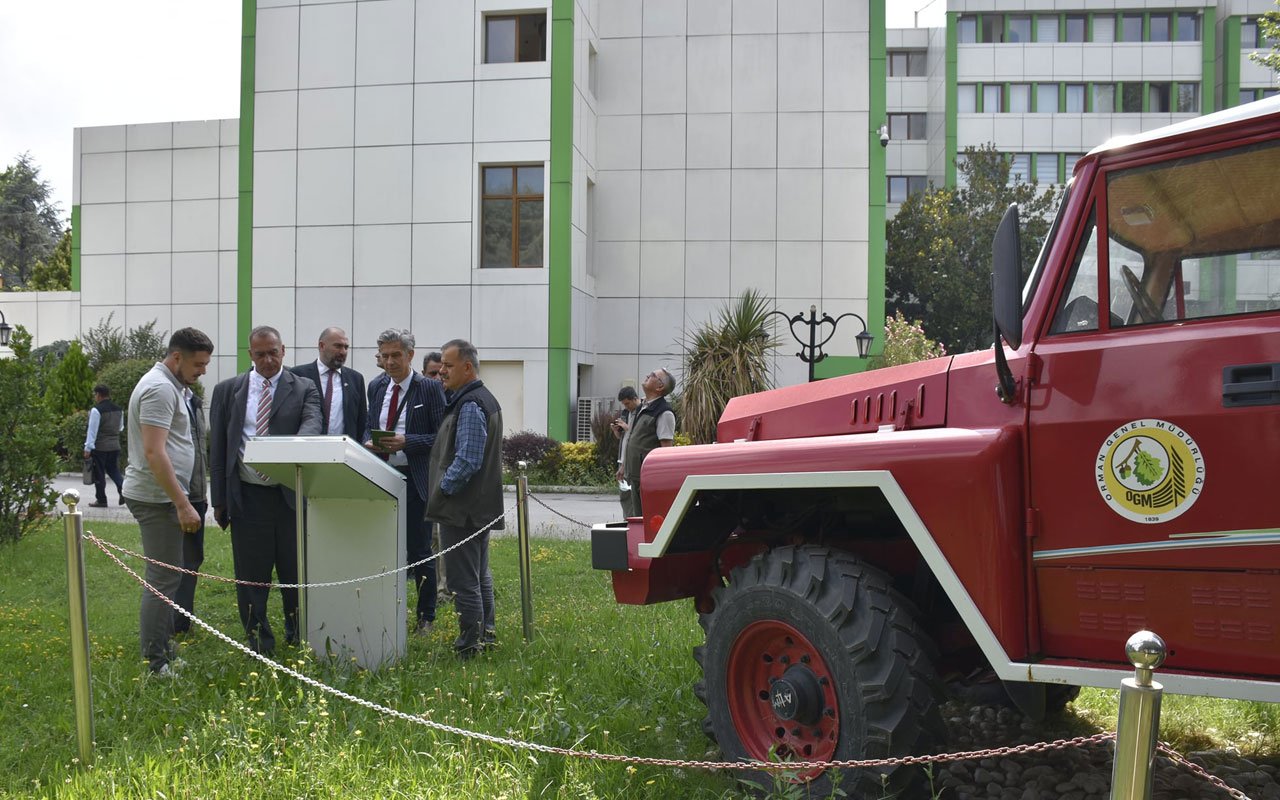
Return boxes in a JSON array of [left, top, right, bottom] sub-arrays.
[[717, 356, 953, 442]]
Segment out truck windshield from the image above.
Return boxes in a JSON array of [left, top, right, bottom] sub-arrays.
[[1021, 181, 1072, 312]]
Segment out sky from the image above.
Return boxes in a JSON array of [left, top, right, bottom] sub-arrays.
[[0, 1, 940, 224]]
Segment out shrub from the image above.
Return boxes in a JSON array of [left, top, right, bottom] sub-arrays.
[[0, 326, 60, 543], [590, 405, 622, 474], [868, 311, 948, 370], [83, 311, 168, 372], [673, 431, 692, 447], [501, 430, 560, 472], [58, 410, 90, 461], [97, 358, 155, 410], [44, 340, 94, 418]]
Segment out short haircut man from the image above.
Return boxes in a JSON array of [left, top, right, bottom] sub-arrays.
[[619, 367, 677, 519], [121, 327, 214, 675], [289, 326, 368, 439], [422, 351, 443, 380], [426, 338, 504, 657], [85, 381, 125, 507]]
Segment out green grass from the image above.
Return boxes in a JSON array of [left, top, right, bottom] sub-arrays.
[[1, 520, 1276, 798]]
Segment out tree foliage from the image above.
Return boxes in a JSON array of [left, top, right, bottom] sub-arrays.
[[83, 312, 168, 372], [886, 145, 1061, 355], [44, 340, 95, 418], [0, 326, 60, 543], [26, 229, 72, 292], [678, 289, 778, 445], [868, 311, 948, 370], [0, 154, 63, 290], [97, 358, 156, 413], [1249, 1, 1280, 74]]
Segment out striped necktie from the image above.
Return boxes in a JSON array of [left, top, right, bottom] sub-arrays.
[[256, 377, 272, 435]]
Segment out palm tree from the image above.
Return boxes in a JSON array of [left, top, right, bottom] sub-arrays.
[[678, 289, 779, 444]]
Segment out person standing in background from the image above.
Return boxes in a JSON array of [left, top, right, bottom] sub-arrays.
[[83, 384, 125, 507]]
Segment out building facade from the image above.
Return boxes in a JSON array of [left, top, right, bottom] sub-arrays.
[[7, 0, 1273, 436]]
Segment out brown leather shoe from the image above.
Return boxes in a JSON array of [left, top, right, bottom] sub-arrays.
[[88, 501, 109, 508]]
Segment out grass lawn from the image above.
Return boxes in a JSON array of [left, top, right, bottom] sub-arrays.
[[1, 518, 1276, 799]]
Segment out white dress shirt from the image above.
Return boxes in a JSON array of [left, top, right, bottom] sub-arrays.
[[239, 368, 280, 486], [316, 358, 345, 436]]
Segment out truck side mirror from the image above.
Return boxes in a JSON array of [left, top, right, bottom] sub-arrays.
[[992, 204, 1022, 350]]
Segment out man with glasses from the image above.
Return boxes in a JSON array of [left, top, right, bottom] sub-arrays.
[[617, 368, 676, 519]]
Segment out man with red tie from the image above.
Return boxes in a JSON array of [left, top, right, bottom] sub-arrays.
[[210, 326, 323, 654], [290, 327, 368, 440], [364, 328, 447, 634]]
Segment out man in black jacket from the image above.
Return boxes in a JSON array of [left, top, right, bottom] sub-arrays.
[[84, 384, 125, 507], [290, 327, 367, 440], [363, 328, 446, 634]]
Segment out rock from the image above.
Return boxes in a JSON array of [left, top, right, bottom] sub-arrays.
[[974, 768, 999, 784]]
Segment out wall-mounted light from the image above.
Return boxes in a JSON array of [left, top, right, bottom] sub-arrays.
[[0, 308, 11, 347]]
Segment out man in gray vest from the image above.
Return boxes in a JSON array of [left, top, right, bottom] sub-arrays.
[[618, 368, 676, 519], [83, 383, 125, 507], [427, 339, 504, 658]]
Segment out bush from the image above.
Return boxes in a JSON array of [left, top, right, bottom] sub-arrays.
[[83, 311, 168, 372], [58, 410, 90, 461], [590, 405, 622, 475], [501, 430, 560, 472], [0, 326, 60, 543], [44, 340, 94, 418], [868, 311, 948, 370], [97, 358, 156, 411]]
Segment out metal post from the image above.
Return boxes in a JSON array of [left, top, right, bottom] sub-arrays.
[[62, 489, 94, 765], [515, 461, 534, 641], [1110, 630, 1166, 800], [295, 465, 307, 649], [806, 306, 819, 383]]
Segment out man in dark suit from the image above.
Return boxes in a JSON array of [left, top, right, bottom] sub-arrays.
[[210, 325, 323, 653], [290, 327, 367, 439], [363, 328, 446, 634]]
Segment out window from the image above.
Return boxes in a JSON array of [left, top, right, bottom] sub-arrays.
[[1037, 83, 1059, 112], [484, 13, 547, 63], [958, 15, 978, 42], [1035, 153, 1058, 184], [481, 165, 544, 268], [1009, 15, 1032, 42], [1050, 209, 1100, 333], [1037, 15, 1059, 42], [1064, 154, 1081, 179], [887, 176, 928, 203], [1093, 83, 1116, 112], [1243, 20, 1259, 49], [984, 84, 1003, 112], [1176, 83, 1199, 113], [958, 84, 977, 112], [1148, 13, 1171, 42], [1093, 15, 1116, 43], [1009, 153, 1031, 184], [889, 50, 928, 76], [1175, 12, 1199, 41], [1065, 84, 1086, 113], [888, 113, 928, 140], [1149, 82, 1171, 113], [1121, 14, 1143, 42], [1010, 84, 1032, 112], [982, 14, 1005, 43], [1121, 82, 1143, 113], [1065, 15, 1086, 42]]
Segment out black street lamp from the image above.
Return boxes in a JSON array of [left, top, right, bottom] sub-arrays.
[[0, 308, 11, 348], [770, 305, 874, 383]]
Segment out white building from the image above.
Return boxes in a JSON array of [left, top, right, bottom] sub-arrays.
[[4, 0, 1275, 435]]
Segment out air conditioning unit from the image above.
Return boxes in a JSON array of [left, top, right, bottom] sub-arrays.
[[575, 396, 613, 442]]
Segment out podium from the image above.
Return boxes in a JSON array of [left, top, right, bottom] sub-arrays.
[[244, 435, 406, 670]]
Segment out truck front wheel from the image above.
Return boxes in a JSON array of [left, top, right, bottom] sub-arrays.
[[694, 545, 943, 796]]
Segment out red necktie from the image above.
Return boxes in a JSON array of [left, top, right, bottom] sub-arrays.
[[387, 383, 401, 430]]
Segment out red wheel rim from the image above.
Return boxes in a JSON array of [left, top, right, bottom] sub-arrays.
[[726, 619, 839, 777]]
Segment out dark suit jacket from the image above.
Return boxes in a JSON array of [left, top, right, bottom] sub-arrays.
[[364, 371, 446, 502], [209, 368, 323, 518], [290, 361, 367, 440]]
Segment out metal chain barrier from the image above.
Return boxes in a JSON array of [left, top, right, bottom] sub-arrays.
[[1157, 742, 1256, 800], [83, 502, 516, 590], [82, 531, 1124, 774], [527, 492, 594, 529]]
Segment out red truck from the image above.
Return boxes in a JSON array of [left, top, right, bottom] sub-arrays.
[[592, 96, 1280, 795]]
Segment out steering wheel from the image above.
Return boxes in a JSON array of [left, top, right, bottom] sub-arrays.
[[1121, 265, 1163, 324]]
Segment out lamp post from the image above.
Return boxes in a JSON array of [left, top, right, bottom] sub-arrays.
[[0, 308, 12, 348], [770, 305, 874, 383]]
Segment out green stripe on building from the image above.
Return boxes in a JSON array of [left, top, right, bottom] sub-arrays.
[[546, 0, 574, 438], [237, 0, 256, 373], [1223, 15, 1240, 109], [70, 205, 81, 292]]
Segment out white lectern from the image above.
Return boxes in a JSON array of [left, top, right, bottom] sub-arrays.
[[244, 435, 406, 670]]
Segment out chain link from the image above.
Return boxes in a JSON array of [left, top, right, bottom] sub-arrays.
[[527, 492, 595, 529], [1158, 742, 1257, 800], [85, 531, 1121, 774], [82, 502, 515, 590]]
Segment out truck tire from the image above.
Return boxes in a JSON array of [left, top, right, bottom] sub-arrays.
[[694, 545, 943, 797]]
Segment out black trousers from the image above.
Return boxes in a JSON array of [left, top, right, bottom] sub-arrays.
[[229, 484, 298, 653], [91, 449, 124, 503], [172, 499, 207, 633], [399, 467, 436, 623]]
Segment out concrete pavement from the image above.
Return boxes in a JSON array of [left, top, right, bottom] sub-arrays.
[[53, 474, 624, 541]]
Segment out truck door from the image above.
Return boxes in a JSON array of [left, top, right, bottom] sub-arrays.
[[1026, 137, 1280, 675]]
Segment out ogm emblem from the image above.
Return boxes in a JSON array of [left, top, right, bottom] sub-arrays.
[[1095, 418, 1205, 524]]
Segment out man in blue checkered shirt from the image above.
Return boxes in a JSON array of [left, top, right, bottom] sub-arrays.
[[426, 339, 505, 657]]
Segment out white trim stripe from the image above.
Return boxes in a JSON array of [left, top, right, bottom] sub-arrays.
[[1033, 533, 1280, 562]]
